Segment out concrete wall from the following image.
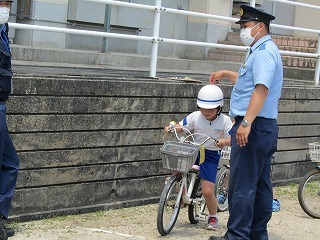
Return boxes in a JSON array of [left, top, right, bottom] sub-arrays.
[[14, 0, 190, 58], [6, 74, 320, 221], [185, 0, 231, 59], [14, 0, 68, 48], [293, 0, 320, 38]]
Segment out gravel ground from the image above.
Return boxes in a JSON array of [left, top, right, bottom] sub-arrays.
[[6, 185, 320, 240]]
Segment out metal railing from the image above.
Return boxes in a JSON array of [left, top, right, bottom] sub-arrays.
[[8, 0, 320, 86]]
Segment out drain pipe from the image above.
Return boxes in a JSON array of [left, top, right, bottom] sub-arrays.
[[314, 34, 320, 86]]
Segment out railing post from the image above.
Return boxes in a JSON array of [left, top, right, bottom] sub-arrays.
[[102, 4, 111, 53], [314, 34, 320, 86], [149, 0, 161, 78]]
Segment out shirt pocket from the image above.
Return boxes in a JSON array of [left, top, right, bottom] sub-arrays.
[[234, 66, 252, 91]]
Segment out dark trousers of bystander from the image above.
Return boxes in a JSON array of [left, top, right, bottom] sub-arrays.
[[0, 102, 19, 219]]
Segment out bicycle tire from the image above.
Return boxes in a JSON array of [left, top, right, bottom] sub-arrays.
[[157, 175, 183, 236], [215, 165, 230, 212], [188, 176, 206, 224], [298, 168, 320, 219]]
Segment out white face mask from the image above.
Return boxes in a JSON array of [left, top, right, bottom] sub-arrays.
[[0, 7, 10, 24], [240, 23, 260, 46]]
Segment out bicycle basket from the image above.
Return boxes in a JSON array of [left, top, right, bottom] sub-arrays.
[[220, 146, 231, 160], [160, 141, 201, 173], [308, 142, 320, 162]]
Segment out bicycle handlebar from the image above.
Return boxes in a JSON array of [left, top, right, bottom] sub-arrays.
[[166, 123, 219, 147]]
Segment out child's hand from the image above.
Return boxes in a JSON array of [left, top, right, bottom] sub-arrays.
[[164, 121, 176, 133], [217, 138, 231, 148], [216, 139, 226, 149], [164, 125, 171, 133]]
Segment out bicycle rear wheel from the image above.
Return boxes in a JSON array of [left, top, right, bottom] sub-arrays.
[[188, 177, 206, 224], [298, 168, 320, 219], [215, 165, 230, 212], [157, 175, 183, 236]]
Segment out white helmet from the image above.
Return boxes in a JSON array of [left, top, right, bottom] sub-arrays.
[[197, 85, 224, 109]]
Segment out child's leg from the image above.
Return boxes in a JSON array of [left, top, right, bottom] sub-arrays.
[[202, 179, 217, 215], [202, 179, 219, 230], [197, 149, 220, 230]]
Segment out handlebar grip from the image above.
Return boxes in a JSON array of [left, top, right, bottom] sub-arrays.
[[169, 121, 176, 127]]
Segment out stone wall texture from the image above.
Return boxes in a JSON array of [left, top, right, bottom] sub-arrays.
[[6, 74, 320, 221]]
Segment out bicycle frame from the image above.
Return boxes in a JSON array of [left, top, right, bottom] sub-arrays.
[[181, 172, 199, 203], [168, 171, 199, 205]]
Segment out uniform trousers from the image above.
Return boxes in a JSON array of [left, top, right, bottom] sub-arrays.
[[0, 102, 19, 219], [226, 117, 278, 240]]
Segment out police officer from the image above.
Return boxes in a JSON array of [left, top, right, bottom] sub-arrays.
[[0, 0, 19, 239], [209, 5, 283, 240]]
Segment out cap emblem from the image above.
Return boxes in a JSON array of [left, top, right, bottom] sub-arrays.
[[239, 8, 244, 17]]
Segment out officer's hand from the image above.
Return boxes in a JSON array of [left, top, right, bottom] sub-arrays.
[[209, 71, 223, 84], [236, 125, 251, 147]]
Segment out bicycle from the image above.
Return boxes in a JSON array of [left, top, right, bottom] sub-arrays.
[[215, 146, 230, 212], [298, 142, 320, 219], [156, 124, 227, 236]]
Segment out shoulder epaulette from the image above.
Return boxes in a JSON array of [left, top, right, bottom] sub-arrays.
[[259, 43, 266, 51]]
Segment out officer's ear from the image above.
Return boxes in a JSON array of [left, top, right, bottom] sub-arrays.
[[261, 22, 270, 33]]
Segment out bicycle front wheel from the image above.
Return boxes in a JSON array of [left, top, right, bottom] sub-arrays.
[[157, 175, 183, 236], [215, 165, 230, 212], [188, 176, 206, 224], [298, 168, 320, 219]]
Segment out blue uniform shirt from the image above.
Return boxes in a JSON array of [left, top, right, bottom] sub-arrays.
[[0, 24, 10, 54], [230, 35, 283, 119]]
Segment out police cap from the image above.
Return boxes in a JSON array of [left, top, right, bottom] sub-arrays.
[[236, 5, 275, 25]]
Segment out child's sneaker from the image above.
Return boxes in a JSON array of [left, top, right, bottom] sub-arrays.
[[272, 199, 281, 212], [206, 216, 219, 230]]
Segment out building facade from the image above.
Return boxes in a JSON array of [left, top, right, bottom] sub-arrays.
[[10, 0, 320, 60]]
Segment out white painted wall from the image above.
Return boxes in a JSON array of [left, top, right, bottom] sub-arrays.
[[11, 0, 320, 59]]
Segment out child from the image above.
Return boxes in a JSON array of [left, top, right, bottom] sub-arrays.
[[164, 85, 232, 230]]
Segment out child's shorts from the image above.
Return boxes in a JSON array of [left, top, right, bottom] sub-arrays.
[[194, 149, 220, 184]]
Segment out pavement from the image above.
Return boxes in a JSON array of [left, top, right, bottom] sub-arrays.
[[7, 185, 320, 240]]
